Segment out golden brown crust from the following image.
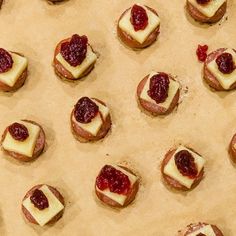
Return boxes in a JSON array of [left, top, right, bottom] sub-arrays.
[[53, 37, 96, 81], [117, 6, 160, 49], [71, 98, 112, 142], [22, 184, 65, 226], [0, 51, 28, 92], [136, 74, 180, 116], [95, 166, 139, 208], [203, 48, 236, 91], [0, 0, 3, 9], [1, 120, 46, 162], [229, 133, 236, 163], [178, 222, 224, 236], [161, 148, 204, 191], [186, 1, 227, 24]]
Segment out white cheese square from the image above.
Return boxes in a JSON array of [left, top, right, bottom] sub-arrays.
[[163, 146, 205, 189], [207, 48, 236, 90], [188, 0, 226, 18], [56, 46, 97, 79], [0, 52, 28, 87], [22, 185, 64, 226], [2, 121, 40, 158], [118, 5, 160, 44], [140, 71, 180, 109], [188, 225, 216, 236], [92, 99, 109, 120], [96, 165, 138, 206]]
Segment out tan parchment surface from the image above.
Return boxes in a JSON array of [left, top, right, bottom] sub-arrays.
[[0, 0, 236, 235]]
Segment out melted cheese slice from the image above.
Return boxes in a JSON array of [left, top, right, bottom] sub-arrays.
[[207, 48, 236, 90], [96, 165, 138, 206], [188, 225, 216, 236], [163, 146, 205, 189], [118, 5, 160, 44], [56, 46, 97, 79], [22, 185, 64, 226], [188, 0, 226, 18], [140, 71, 180, 109], [2, 121, 40, 158], [73, 99, 109, 136], [0, 52, 28, 87]]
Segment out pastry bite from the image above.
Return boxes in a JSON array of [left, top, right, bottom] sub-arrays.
[[117, 4, 160, 49], [137, 71, 180, 116], [161, 146, 205, 191], [178, 222, 224, 236], [186, 0, 227, 23], [22, 184, 65, 226], [229, 133, 236, 163], [203, 48, 236, 91], [1, 120, 46, 162], [95, 164, 139, 208], [0, 48, 28, 92], [53, 34, 97, 81], [47, 0, 66, 3], [71, 97, 112, 142]]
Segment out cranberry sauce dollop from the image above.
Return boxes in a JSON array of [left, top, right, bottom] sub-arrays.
[[174, 150, 198, 179], [30, 189, 49, 210], [60, 34, 88, 67], [0, 48, 13, 73], [8, 122, 29, 141], [196, 233, 206, 236], [216, 52, 235, 74], [147, 73, 170, 104], [74, 97, 99, 124], [196, 44, 208, 62], [96, 165, 131, 195], [130, 4, 148, 31], [196, 0, 210, 4]]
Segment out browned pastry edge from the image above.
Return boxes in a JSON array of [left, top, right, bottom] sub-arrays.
[[203, 48, 236, 91], [161, 148, 204, 191], [186, 1, 227, 24], [117, 6, 160, 49], [71, 98, 112, 142], [1, 120, 46, 162], [229, 133, 236, 163], [136, 74, 180, 116], [53, 37, 96, 81], [95, 166, 139, 208], [22, 184, 65, 226]]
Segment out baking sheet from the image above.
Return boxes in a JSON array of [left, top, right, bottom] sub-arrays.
[[0, 0, 236, 235]]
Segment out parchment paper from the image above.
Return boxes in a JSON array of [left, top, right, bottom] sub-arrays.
[[0, 0, 236, 235]]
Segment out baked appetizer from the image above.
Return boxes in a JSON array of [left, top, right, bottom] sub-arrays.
[[178, 222, 224, 236], [47, 0, 65, 3], [22, 184, 65, 226], [229, 133, 236, 163], [0, 48, 28, 92], [53, 34, 97, 81], [1, 120, 45, 162], [117, 4, 160, 49], [204, 48, 236, 91], [95, 164, 139, 208], [161, 146, 205, 191], [186, 0, 227, 23], [137, 71, 180, 116], [71, 97, 112, 142]]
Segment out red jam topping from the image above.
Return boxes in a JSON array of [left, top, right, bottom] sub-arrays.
[[96, 165, 131, 195], [130, 4, 148, 31], [216, 52, 235, 74], [196, 45, 208, 62], [174, 150, 198, 179], [196, 0, 210, 4], [8, 123, 29, 141], [196, 234, 206, 236], [148, 73, 170, 104], [0, 48, 13, 73], [74, 97, 99, 124], [60, 34, 88, 67], [30, 189, 49, 210]]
